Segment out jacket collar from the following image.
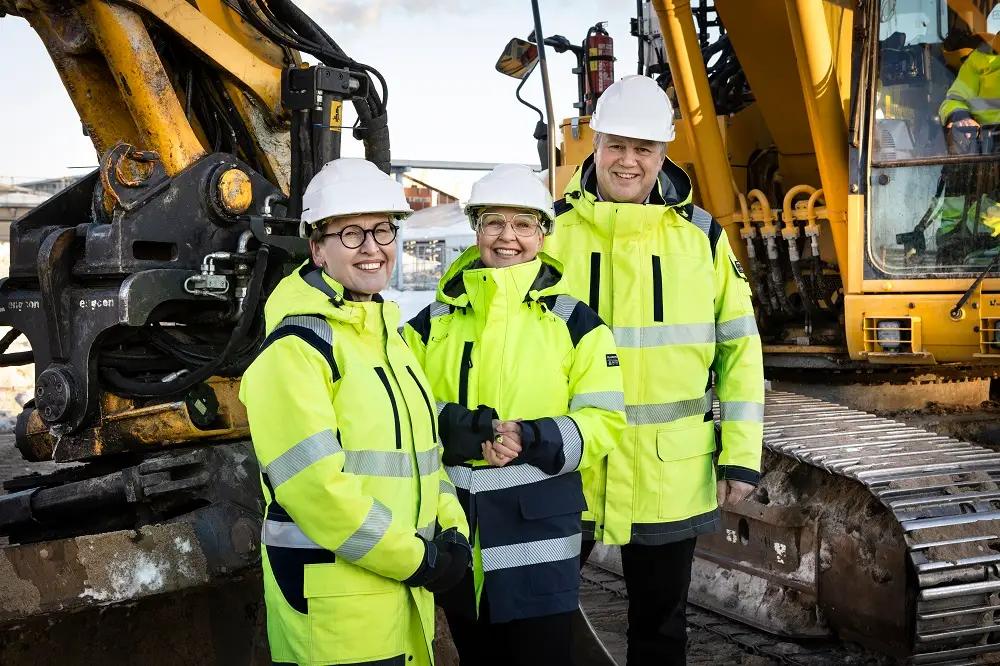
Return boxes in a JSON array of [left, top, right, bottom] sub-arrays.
[[436, 246, 565, 311], [260, 261, 395, 336]]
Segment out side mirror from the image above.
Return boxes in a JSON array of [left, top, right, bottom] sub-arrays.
[[496, 37, 538, 79]]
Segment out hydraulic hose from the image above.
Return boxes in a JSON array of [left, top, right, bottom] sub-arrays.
[[814, 255, 839, 311], [0, 329, 32, 367], [765, 249, 794, 316], [100, 247, 270, 397], [790, 258, 820, 317]]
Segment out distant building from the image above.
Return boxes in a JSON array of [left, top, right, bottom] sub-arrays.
[[0, 176, 83, 242], [402, 175, 457, 211], [399, 202, 475, 290], [18, 175, 84, 197], [404, 186, 433, 211], [0, 186, 50, 242]]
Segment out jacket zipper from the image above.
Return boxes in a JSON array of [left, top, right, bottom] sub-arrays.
[[589, 252, 601, 315], [652, 254, 664, 323], [458, 341, 473, 408], [374, 367, 403, 449], [406, 366, 437, 442]]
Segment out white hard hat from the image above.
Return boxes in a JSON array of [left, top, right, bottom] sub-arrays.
[[590, 75, 675, 143], [300, 158, 413, 235], [464, 163, 555, 234]]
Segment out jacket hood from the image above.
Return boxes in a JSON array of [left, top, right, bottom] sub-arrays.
[[263, 262, 390, 334], [435, 246, 566, 308], [563, 153, 693, 219]]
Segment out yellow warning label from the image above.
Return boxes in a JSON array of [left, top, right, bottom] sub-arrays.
[[329, 100, 343, 133]]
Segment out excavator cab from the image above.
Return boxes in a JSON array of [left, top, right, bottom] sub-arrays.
[[875, 1, 1000, 274]]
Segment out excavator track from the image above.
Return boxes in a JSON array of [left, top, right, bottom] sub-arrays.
[[761, 391, 1000, 664], [592, 390, 1000, 665]]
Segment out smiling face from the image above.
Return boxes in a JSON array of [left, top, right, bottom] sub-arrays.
[[309, 212, 397, 300], [475, 205, 544, 269], [593, 132, 667, 204]]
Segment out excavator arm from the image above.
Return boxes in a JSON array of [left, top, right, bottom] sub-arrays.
[[0, 0, 386, 537]]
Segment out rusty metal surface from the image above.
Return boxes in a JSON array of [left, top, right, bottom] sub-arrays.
[[0, 490, 260, 624], [0, 572, 270, 666], [0, 519, 210, 622], [217, 168, 253, 214], [78, 0, 206, 174], [19, 378, 249, 463], [114, 0, 284, 117], [690, 390, 1000, 664], [0, 436, 270, 665], [10, 0, 145, 158]]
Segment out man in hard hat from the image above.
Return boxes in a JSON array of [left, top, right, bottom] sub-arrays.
[[543, 75, 764, 665]]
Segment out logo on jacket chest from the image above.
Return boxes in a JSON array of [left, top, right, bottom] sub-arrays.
[[606, 354, 620, 367], [730, 256, 748, 281]]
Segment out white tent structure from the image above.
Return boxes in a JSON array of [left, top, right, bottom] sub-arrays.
[[398, 202, 475, 290]]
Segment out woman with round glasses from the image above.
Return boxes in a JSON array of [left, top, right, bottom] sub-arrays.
[[240, 158, 471, 666], [402, 164, 626, 665]]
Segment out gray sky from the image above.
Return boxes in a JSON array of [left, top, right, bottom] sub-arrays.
[[0, 1, 635, 195]]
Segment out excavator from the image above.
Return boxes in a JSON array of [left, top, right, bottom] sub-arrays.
[[0, 0, 384, 661], [493, 0, 1000, 663], [6, 0, 1000, 663]]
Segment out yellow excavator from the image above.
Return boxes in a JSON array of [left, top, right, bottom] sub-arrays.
[[0, 0, 384, 661], [7, 0, 1000, 663], [494, 0, 1000, 663]]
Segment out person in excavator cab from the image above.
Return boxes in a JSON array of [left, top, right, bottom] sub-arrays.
[[239, 158, 471, 666], [542, 75, 765, 665], [933, 23, 1000, 262], [402, 163, 626, 666]]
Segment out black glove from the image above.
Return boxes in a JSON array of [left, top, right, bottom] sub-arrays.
[[403, 528, 472, 594], [439, 404, 498, 465], [425, 527, 472, 594]]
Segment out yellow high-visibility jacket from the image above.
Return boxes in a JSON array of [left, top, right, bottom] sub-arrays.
[[240, 262, 469, 666], [402, 249, 625, 623], [543, 154, 764, 546], [940, 47, 1000, 126]]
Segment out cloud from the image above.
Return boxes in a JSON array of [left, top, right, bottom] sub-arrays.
[[296, 0, 475, 28]]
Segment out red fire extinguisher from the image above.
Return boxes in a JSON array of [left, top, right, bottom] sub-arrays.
[[584, 22, 615, 115]]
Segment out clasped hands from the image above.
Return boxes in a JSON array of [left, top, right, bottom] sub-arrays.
[[481, 419, 523, 467]]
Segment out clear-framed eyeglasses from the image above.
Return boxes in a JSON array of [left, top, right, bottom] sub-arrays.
[[477, 212, 542, 237], [321, 221, 399, 249]]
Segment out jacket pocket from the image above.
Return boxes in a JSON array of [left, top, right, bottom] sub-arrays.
[[518, 475, 588, 520], [655, 420, 717, 520], [517, 476, 587, 596], [303, 561, 407, 664]]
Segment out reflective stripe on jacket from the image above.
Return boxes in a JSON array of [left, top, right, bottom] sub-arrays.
[[402, 249, 625, 623], [543, 154, 765, 547], [240, 262, 469, 666], [940, 47, 1000, 125]]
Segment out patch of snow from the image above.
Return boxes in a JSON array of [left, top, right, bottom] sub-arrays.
[[79, 588, 111, 601], [174, 537, 193, 554], [0, 411, 16, 434], [78, 552, 169, 602]]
